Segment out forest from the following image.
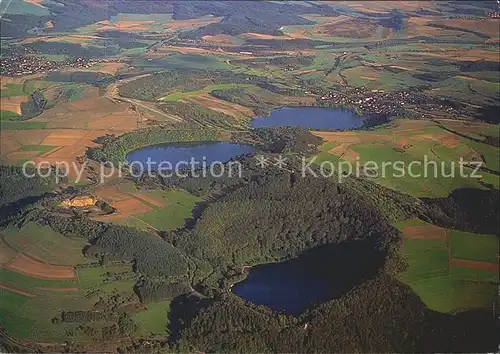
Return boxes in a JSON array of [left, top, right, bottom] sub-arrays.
[[118, 69, 303, 102], [22, 41, 120, 58], [1, 153, 498, 352], [0, 165, 57, 208]]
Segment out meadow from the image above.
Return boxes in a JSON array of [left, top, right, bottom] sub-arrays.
[[313, 118, 500, 197], [395, 218, 498, 313], [0, 220, 182, 344], [93, 181, 201, 232]]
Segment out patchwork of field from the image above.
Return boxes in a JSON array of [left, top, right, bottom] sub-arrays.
[[0, 221, 176, 343], [76, 13, 221, 34], [0, 75, 152, 182], [93, 182, 201, 232], [395, 218, 498, 313], [313, 119, 500, 197]]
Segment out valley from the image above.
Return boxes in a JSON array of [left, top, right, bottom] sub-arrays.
[[0, 1, 499, 352]]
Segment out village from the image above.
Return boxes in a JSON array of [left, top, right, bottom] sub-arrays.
[[0, 55, 100, 76]]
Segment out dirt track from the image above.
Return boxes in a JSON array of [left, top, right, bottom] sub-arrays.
[[105, 74, 183, 123]]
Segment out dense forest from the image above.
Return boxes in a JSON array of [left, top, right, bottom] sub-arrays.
[[118, 69, 303, 102], [0, 165, 57, 208], [180, 275, 496, 353], [22, 41, 120, 58], [1, 155, 498, 352]]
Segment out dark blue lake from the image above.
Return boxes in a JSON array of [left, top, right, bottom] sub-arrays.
[[126, 141, 255, 168], [232, 262, 338, 314], [231, 242, 384, 314], [250, 107, 366, 129]]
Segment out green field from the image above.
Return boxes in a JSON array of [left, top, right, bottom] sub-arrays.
[[0, 121, 48, 130], [313, 120, 499, 197], [0, 269, 78, 293], [0, 110, 21, 121], [159, 83, 253, 101], [19, 144, 57, 154], [132, 300, 171, 336], [395, 219, 498, 313], [407, 275, 496, 313], [449, 230, 498, 263], [0, 290, 34, 339], [0, 0, 50, 16], [1, 83, 29, 97], [137, 189, 201, 231], [2, 223, 90, 265]]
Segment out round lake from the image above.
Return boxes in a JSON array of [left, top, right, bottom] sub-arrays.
[[250, 107, 366, 129], [126, 141, 255, 168], [232, 262, 338, 314], [232, 242, 384, 314]]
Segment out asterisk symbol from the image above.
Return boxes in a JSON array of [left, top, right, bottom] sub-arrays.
[[273, 155, 288, 169], [255, 155, 270, 169]]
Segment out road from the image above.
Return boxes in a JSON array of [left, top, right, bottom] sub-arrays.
[[104, 73, 184, 123]]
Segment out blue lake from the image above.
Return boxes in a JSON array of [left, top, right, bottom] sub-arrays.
[[232, 261, 338, 314], [126, 141, 255, 168], [250, 107, 366, 129], [232, 242, 383, 314]]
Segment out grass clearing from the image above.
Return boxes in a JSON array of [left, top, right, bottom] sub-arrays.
[[449, 230, 498, 263], [136, 189, 201, 231], [159, 83, 253, 102], [76, 264, 134, 290], [132, 300, 171, 336]]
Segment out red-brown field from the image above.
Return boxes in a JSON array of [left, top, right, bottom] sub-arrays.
[[98, 62, 124, 76], [402, 225, 448, 239], [0, 284, 37, 297], [94, 186, 130, 202], [313, 131, 392, 144], [130, 192, 166, 208], [110, 198, 154, 215], [32, 87, 143, 132], [450, 258, 498, 272], [0, 96, 29, 114], [314, 17, 380, 38], [185, 94, 254, 118], [201, 34, 239, 45], [440, 135, 460, 148], [6, 253, 76, 279]]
